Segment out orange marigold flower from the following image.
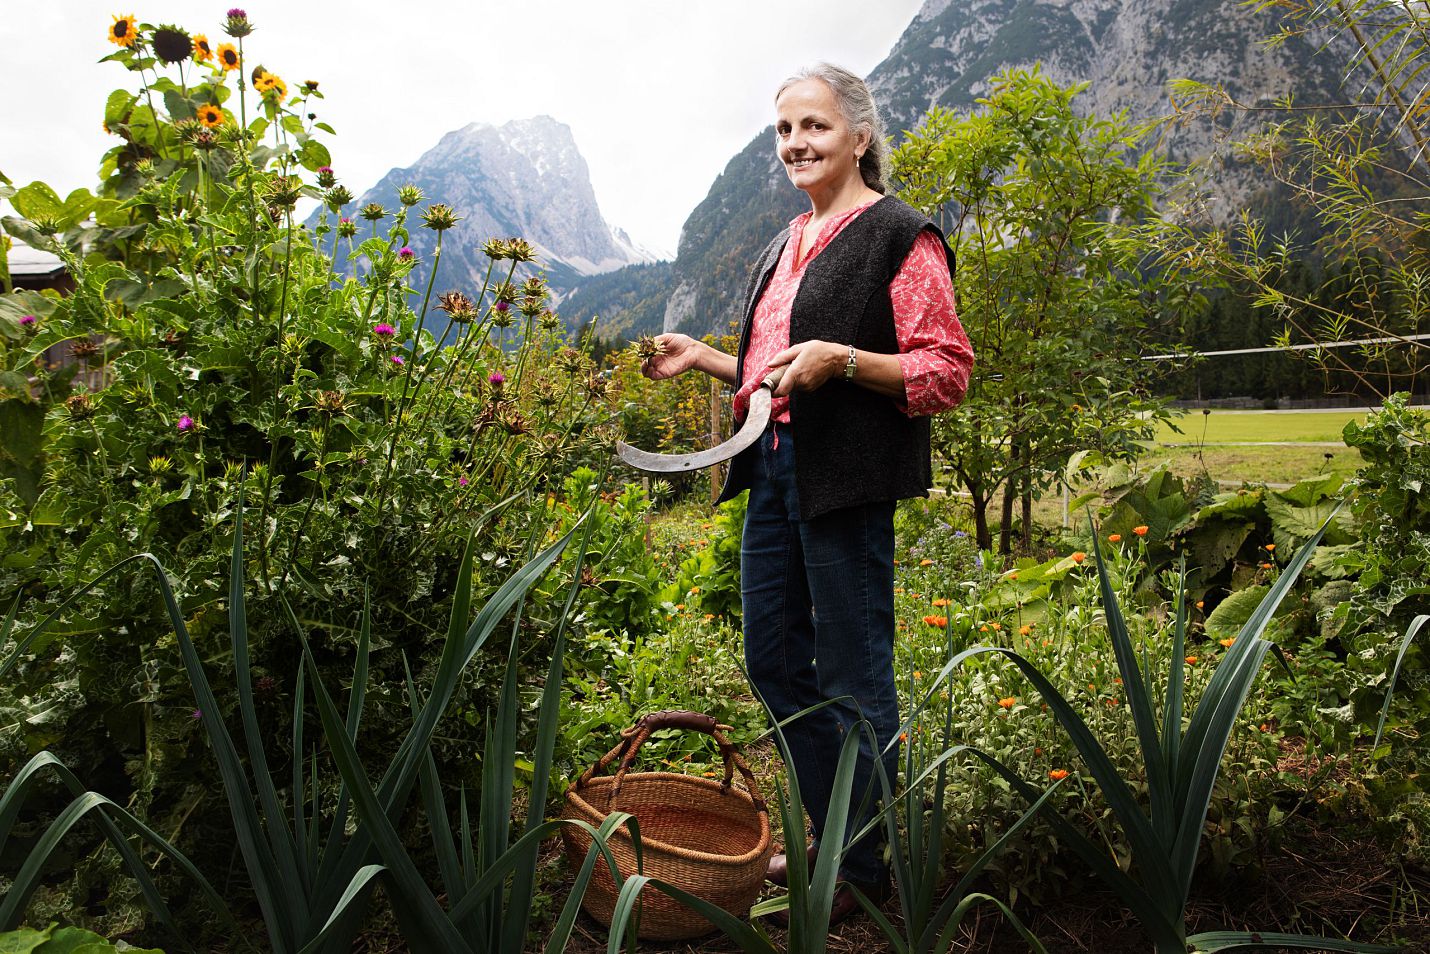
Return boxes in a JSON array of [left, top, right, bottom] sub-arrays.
[[931, 597, 949, 607], [1034, 747, 1043, 755], [997, 696, 1016, 709], [674, 603, 685, 610], [1048, 769, 1070, 781], [894, 587, 905, 595], [1219, 638, 1235, 648], [1260, 562, 1273, 569], [913, 670, 923, 679], [1259, 723, 1269, 732], [703, 613, 715, 621], [979, 625, 989, 632], [1113, 677, 1122, 685], [899, 732, 908, 742], [1185, 655, 1198, 665], [1088, 683, 1096, 692], [1264, 544, 1276, 552], [1007, 571, 1019, 580], [1133, 525, 1149, 536], [919, 558, 934, 567], [1071, 551, 1086, 564], [1195, 600, 1205, 609], [921, 615, 948, 628], [1019, 625, 1032, 636], [1106, 698, 1119, 706], [1107, 533, 1123, 543], [991, 622, 1002, 631]]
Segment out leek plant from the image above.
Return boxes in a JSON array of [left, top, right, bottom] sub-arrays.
[[0, 498, 629, 952], [910, 514, 1402, 954]]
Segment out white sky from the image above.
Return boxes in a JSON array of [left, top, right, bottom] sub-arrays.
[[0, 1, 925, 256]]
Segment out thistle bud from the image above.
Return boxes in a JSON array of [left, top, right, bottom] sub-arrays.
[[360, 203, 387, 222], [65, 393, 96, 420], [337, 217, 358, 238], [634, 334, 666, 361], [539, 309, 561, 331], [482, 238, 509, 260], [265, 175, 302, 210], [224, 9, 253, 38], [314, 389, 348, 417], [316, 166, 336, 188], [397, 184, 425, 207], [325, 185, 354, 212], [437, 291, 477, 323], [505, 238, 536, 262], [421, 203, 460, 232]]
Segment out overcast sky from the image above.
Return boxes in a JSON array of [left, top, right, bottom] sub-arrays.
[[0, 1, 925, 256]]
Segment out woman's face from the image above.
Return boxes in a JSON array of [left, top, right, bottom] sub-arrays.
[[775, 79, 868, 198]]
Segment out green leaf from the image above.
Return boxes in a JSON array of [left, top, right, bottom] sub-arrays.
[[1204, 586, 1288, 643], [9, 183, 62, 222], [0, 926, 52, 954]]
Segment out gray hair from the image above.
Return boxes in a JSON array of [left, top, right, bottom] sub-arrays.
[[776, 63, 888, 194]]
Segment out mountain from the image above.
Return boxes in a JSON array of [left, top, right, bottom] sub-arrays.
[[558, 260, 675, 341], [310, 116, 656, 320], [633, 0, 1345, 338]]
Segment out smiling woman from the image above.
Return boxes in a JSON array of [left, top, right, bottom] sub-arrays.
[[639, 61, 974, 931]]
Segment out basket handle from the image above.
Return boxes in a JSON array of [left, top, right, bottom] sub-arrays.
[[575, 709, 767, 812]]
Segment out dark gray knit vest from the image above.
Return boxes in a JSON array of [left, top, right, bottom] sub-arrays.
[[717, 195, 954, 520]]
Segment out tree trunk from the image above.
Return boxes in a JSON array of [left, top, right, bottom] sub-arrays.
[[972, 492, 992, 551], [1020, 471, 1033, 549], [998, 477, 1016, 554]]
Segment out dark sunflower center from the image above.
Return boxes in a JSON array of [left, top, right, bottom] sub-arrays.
[[115, 20, 130, 37]]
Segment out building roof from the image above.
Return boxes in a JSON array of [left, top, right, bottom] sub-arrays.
[[7, 243, 65, 277]]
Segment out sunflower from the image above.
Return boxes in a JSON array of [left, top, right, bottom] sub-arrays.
[[254, 71, 287, 101], [216, 43, 240, 71], [108, 13, 138, 48], [193, 34, 213, 63], [152, 25, 192, 64], [196, 104, 224, 128]]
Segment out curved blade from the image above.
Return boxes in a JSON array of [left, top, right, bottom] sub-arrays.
[[617, 372, 779, 474]]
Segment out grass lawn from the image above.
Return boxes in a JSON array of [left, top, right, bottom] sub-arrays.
[[1152, 409, 1368, 444]]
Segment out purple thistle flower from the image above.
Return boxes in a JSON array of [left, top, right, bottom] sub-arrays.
[[458, 477, 469, 487], [493, 300, 510, 312], [191, 708, 203, 720], [340, 216, 351, 224], [488, 371, 506, 386], [19, 314, 37, 327], [317, 165, 333, 175], [390, 354, 405, 365], [397, 246, 415, 261], [373, 323, 396, 337], [227, 8, 246, 18], [177, 415, 195, 432]]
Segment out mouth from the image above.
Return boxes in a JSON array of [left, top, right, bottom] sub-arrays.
[[790, 157, 818, 170]]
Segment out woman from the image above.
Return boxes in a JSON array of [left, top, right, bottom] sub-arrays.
[[642, 63, 973, 925]]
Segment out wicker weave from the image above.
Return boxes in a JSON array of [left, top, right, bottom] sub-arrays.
[[561, 711, 774, 941]]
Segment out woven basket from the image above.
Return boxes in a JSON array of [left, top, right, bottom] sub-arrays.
[[561, 710, 773, 941]]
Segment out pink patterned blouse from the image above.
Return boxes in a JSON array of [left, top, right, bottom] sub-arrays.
[[734, 199, 974, 423]]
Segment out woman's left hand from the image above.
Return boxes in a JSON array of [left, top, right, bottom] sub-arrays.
[[765, 340, 846, 396]]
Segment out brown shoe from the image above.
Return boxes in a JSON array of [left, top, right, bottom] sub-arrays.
[[765, 876, 891, 929], [765, 841, 819, 887]]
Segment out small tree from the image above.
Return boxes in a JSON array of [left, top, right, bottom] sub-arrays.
[[893, 68, 1194, 552]]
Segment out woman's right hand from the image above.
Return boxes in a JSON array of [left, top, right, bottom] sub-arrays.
[[641, 333, 703, 380]]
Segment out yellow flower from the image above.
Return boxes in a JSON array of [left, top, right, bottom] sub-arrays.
[[109, 13, 138, 48], [196, 104, 224, 128], [255, 71, 288, 101], [1219, 638, 1235, 648], [1133, 525, 1149, 536], [1048, 769, 1070, 781], [997, 696, 1016, 709], [193, 33, 213, 62], [217, 43, 240, 71], [1071, 551, 1086, 564]]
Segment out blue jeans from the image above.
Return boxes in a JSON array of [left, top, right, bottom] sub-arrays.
[[740, 424, 899, 886]]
